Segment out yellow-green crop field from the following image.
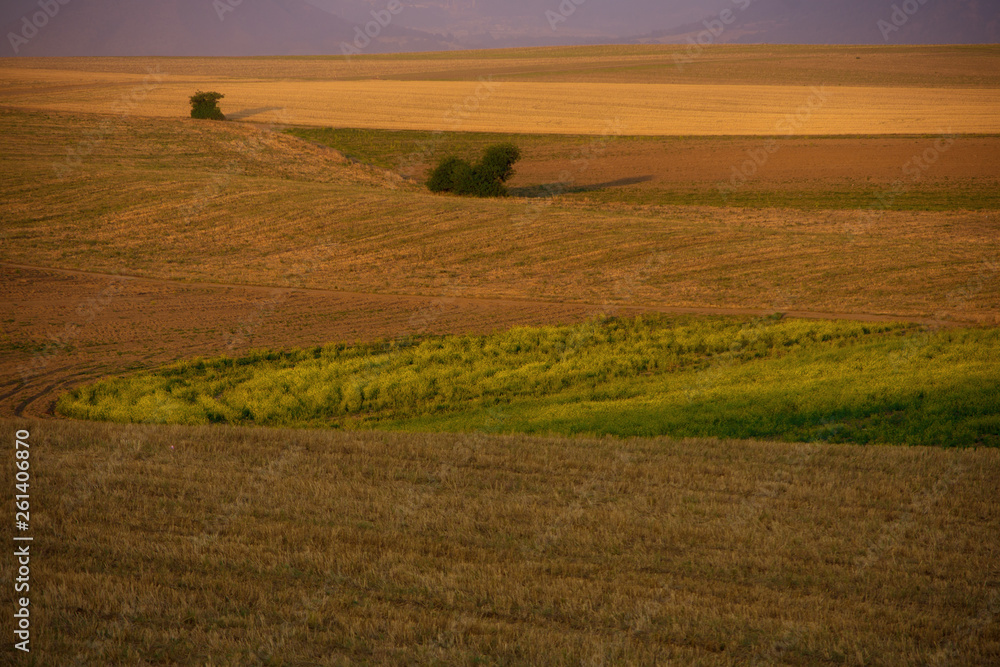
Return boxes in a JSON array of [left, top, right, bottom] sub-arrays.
[[57, 315, 1000, 447]]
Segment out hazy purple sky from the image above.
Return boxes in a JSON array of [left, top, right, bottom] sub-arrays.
[[3, 0, 997, 57]]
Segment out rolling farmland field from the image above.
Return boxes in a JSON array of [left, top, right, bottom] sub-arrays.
[[2, 418, 998, 664], [3, 66, 1000, 135], [2, 45, 999, 665]]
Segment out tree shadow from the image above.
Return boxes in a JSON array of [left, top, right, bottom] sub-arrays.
[[509, 175, 655, 198], [226, 107, 286, 121]]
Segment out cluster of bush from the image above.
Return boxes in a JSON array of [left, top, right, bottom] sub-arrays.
[[189, 91, 226, 121], [426, 143, 521, 197]]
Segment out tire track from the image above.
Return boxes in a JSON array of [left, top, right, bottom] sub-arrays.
[[0, 363, 82, 401], [8, 365, 113, 416]]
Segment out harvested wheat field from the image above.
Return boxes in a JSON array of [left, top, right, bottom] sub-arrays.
[[3, 46, 1000, 134], [2, 109, 997, 321], [5, 45, 1000, 86], [1, 418, 998, 664], [2, 42, 999, 666], [4, 70, 1000, 134]]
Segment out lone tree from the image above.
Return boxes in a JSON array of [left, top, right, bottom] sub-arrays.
[[427, 142, 521, 197], [189, 91, 225, 120]]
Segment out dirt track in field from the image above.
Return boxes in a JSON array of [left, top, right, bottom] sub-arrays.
[[0, 263, 966, 419]]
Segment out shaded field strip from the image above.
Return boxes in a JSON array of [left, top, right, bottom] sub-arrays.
[[0, 261, 972, 328], [0, 418, 995, 664]]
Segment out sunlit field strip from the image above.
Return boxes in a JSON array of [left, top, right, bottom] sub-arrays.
[[3, 70, 999, 134]]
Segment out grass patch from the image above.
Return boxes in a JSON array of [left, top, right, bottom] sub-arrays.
[[57, 315, 1000, 447], [286, 126, 589, 173], [574, 184, 1000, 211]]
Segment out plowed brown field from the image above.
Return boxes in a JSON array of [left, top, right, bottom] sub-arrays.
[[494, 136, 1000, 196]]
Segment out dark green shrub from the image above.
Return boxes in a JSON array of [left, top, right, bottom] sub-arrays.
[[189, 91, 225, 120], [426, 142, 521, 197], [426, 156, 465, 192], [450, 160, 478, 196], [476, 142, 521, 184]]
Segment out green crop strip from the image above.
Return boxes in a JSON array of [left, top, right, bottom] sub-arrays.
[[57, 315, 1000, 447]]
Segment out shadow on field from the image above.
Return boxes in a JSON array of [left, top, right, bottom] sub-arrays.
[[511, 175, 655, 198], [226, 106, 286, 120]]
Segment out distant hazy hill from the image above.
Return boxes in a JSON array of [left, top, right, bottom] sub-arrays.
[[645, 0, 1000, 45], [2, 0, 996, 57], [1, 0, 452, 57]]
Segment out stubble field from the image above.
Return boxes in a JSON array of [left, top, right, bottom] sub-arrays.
[[3, 46, 1000, 134], [3, 105, 998, 420], [2, 418, 999, 665], [1, 44, 999, 665]]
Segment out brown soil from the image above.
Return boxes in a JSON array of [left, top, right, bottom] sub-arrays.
[[510, 136, 1000, 191]]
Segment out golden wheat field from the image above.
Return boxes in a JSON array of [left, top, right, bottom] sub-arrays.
[[4, 75, 999, 135], [3, 49, 1000, 134]]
